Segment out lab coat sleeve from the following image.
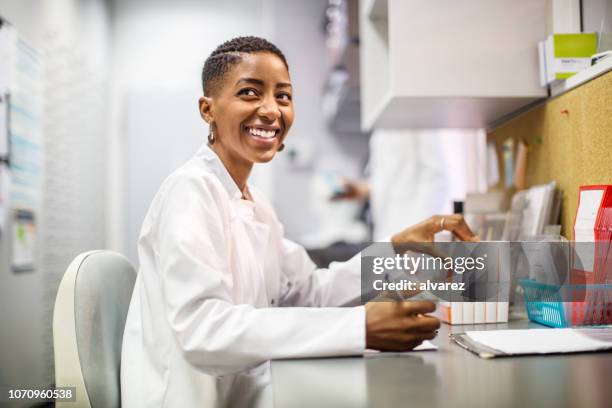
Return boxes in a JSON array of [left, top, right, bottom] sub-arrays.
[[154, 174, 365, 375], [278, 239, 363, 307]]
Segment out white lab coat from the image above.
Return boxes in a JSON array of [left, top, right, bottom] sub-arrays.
[[369, 129, 449, 240], [368, 128, 486, 241], [121, 144, 366, 407]]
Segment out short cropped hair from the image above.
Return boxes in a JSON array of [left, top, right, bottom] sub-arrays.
[[201, 36, 289, 96]]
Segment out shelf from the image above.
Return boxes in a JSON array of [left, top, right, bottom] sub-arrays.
[[363, 95, 543, 130], [358, 0, 548, 131], [550, 56, 612, 97]]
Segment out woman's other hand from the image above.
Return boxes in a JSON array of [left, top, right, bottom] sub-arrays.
[[365, 301, 440, 351], [330, 178, 370, 201], [391, 214, 480, 245]]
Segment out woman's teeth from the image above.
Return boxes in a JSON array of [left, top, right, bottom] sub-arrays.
[[248, 127, 276, 139]]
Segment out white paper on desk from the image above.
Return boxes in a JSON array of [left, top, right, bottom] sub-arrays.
[[364, 340, 437, 356], [466, 328, 612, 355]]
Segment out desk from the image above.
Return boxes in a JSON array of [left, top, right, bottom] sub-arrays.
[[271, 319, 612, 408]]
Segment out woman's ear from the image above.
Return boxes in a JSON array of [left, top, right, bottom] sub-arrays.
[[198, 96, 214, 124]]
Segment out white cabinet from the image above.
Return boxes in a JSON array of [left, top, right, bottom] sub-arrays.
[[359, 0, 549, 130]]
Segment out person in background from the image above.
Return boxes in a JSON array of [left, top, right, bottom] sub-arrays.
[[337, 127, 486, 242], [120, 36, 478, 407]]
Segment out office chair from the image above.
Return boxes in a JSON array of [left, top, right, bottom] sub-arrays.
[[53, 251, 136, 408]]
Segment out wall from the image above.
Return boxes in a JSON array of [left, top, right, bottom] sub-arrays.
[[582, 0, 612, 51], [264, 0, 370, 242], [0, 0, 111, 394], [582, 0, 611, 33], [488, 71, 612, 238]]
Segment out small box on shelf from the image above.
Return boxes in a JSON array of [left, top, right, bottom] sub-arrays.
[[539, 33, 598, 86]]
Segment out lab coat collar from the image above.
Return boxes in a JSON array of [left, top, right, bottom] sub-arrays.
[[195, 143, 243, 200]]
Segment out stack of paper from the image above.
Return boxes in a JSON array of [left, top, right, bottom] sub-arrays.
[[462, 328, 612, 356], [502, 182, 560, 241], [364, 340, 437, 356]]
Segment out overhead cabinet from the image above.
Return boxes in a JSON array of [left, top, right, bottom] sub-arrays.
[[359, 0, 548, 130]]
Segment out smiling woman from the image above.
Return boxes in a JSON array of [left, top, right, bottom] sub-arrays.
[[198, 37, 294, 183], [119, 36, 472, 408]]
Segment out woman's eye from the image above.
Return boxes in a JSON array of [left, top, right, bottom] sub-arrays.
[[239, 88, 258, 97], [277, 93, 292, 102]]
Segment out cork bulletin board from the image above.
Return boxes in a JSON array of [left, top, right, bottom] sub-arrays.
[[488, 70, 612, 239]]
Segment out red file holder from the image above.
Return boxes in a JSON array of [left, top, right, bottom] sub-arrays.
[[571, 185, 612, 325]]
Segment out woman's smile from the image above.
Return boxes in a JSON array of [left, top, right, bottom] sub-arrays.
[[244, 124, 281, 145]]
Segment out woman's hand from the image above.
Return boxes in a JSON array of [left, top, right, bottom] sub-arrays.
[[391, 214, 479, 245], [330, 178, 370, 201], [388, 214, 480, 293], [365, 301, 440, 351]]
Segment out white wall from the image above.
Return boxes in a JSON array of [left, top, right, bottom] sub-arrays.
[[263, 0, 370, 241], [0, 0, 111, 392], [582, 0, 612, 51]]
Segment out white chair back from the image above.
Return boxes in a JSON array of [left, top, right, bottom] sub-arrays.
[[53, 251, 136, 408]]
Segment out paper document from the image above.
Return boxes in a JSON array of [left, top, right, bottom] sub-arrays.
[[364, 340, 437, 356], [465, 328, 612, 355]]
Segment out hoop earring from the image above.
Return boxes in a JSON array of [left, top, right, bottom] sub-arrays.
[[208, 124, 215, 145], [277, 143, 285, 152]]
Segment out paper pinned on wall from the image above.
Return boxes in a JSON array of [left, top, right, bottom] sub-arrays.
[[0, 21, 13, 160], [11, 208, 36, 272], [0, 165, 8, 237], [0, 23, 12, 240], [502, 139, 514, 188], [486, 141, 499, 187], [9, 36, 43, 210], [0, 20, 15, 93], [0, 94, 7, 159]]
